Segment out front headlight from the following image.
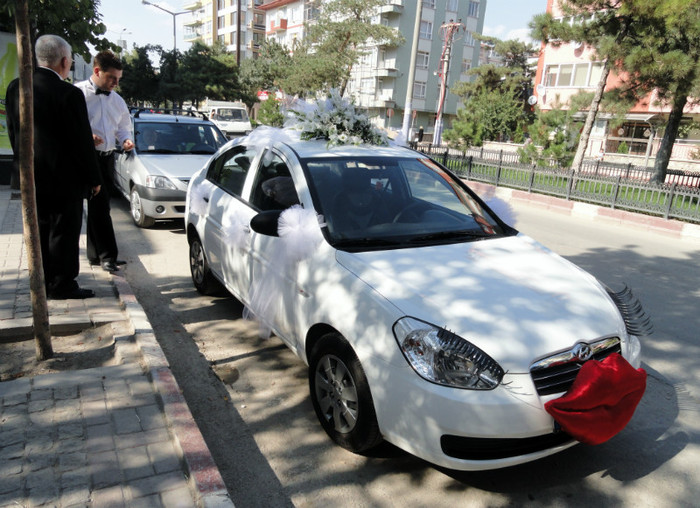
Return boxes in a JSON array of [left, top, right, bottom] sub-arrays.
[[145, 175, 177, 190], [393, 317, 504, 390]]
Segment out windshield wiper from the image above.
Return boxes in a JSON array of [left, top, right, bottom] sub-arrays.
[[141, 148, 179, 154], [332, 237, 404, 249], [408, 229, 492, 244]]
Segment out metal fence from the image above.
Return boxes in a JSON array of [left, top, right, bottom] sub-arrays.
[[413, 144, 700, 224]]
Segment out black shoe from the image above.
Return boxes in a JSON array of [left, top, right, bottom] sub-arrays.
[[50, 287, 95, 299], [115, 259, 127, 266], [101, 261, 119, 272], [89, 259, 100, 266]]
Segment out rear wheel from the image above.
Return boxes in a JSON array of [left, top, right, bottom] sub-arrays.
[[130, 188, 155, 228], [189, 233, 219, 295], [309, 333, 383, 453]]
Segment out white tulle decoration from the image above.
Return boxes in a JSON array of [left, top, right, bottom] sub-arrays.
[[243, 205, 325, 338], [483, 193, 517, 227], [188, 181, 209, 216], [278, 205, 325, 262], [222, 212, 250, 250]]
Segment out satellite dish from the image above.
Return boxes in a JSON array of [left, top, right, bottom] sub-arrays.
[[572, 40, 583, 49], [528, 95, 538, 106], [536, 84, 546, 95]]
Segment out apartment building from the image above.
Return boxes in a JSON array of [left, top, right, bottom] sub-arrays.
[[533, 0, 700, 166], [184, 0, 267, 60], [256, 0, 485, 141]]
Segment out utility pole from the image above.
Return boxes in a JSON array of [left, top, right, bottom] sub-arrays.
[[400, 0, 423, 144], [433, 19, 464, 146]]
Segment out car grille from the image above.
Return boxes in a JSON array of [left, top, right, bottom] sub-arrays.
[[441, 432, 574, 461], [530, 337, 621, 396]]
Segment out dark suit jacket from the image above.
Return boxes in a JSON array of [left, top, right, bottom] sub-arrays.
[[6, 67, 101, 201]]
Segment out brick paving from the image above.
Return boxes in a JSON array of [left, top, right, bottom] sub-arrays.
[[0, 186, 233, 507]]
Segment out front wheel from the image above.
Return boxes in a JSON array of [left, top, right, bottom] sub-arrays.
[[309, 333, 383, 453], [130, 188, 155, 228]]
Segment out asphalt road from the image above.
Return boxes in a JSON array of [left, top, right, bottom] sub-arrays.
[[110, 196, 700, 508]]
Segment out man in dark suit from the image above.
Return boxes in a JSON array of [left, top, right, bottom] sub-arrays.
[[6, 34, 102, 299]]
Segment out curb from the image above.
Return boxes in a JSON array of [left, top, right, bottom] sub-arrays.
[[467, 180, 700, 242], [111, 274, 234, 508]]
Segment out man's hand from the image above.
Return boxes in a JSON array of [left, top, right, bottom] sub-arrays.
[[92, 185, 101, 197], [122, 139, 134, 152], [93, 134, 104, 146]]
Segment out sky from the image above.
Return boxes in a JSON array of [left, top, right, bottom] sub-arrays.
[[98, 0, 547, 55]]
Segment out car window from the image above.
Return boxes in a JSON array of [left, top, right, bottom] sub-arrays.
[[135, 120, 226, 154], [207, 145, 257, 197], [250, 151, 300, 211]]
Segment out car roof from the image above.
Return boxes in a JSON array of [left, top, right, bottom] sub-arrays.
[[277, 138, 421, 160], [133, 112, 215, 126]]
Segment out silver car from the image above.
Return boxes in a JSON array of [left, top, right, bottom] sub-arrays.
[[113, 110, 227, 227]]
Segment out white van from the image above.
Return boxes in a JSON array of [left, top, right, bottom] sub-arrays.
[[204, 100, 252, 138]]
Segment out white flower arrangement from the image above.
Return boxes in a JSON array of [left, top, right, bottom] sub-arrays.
[[287, 89, 389, 147]]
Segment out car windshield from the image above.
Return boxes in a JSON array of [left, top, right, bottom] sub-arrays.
[[135, 121, 227, 154], [217, 108, 249, 121], [302, 156, 509, 249]]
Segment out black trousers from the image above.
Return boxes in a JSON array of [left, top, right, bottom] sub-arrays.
[[38, 196, 83, 295], [87, 152, 119, 263]]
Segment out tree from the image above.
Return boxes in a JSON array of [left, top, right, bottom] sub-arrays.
[[256, 97, 285, 127], [0, 0, 115, 60], [530, 2, 630, 173], [444, 37, 536, 148], [519, 101, 581, 168], [119, 46, 158, 106], [239, 40, 293, 103], [616, 0, 700, 183], [302, 0, 404, 96]]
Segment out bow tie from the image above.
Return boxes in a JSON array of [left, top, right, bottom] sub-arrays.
[[95, 88, 111, 96]]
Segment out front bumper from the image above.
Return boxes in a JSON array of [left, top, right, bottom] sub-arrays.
[[134, 185, 187, 220], [368, 358, 578, 471]]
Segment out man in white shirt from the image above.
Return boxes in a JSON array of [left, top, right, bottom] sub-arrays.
[[76, 50, 134, 273]]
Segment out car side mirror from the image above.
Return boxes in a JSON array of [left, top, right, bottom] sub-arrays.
[[250, 210, 282, 237]]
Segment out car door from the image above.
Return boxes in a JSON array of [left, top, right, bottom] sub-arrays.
[[239, 148, 305, 343], [201, 143, 259, 299]]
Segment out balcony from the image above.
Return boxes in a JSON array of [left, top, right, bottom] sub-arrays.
[[248, 20, 266, 32], [184, 31, 202, 43], [248, 0, 264, 10], [378, 0, 403, 15], [270, 18, 288, 32], [375, 66, 399, 78], [183, 18, 203, 28], [367, 96, 395, 108], [248, 40, 261, 50], [184, 1, 202, 10]]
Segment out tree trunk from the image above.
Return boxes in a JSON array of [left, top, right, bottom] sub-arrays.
[[651, 92, 688, 184], [15, 0, 53, 360], [571, 61, 611, 172]]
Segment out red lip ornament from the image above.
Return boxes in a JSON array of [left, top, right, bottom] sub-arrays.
[[544, 353, 647, 445]]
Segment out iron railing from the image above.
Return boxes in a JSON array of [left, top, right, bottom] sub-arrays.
[[413, 144, 700, 224]]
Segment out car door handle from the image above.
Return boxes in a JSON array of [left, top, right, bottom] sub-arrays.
[[203, 196, 209, 202]]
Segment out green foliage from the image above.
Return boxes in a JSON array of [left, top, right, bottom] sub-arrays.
[[0, 0, 116, 60], [256, 98, 284, 127], [119, 46, 158, 106], [617, 140, 629, 154], [518, 104, 581, 168], [445, 37, 536, 148], [239, 40, 294, 103]]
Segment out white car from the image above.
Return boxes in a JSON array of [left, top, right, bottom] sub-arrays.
[[114, 110, 227, 227], [185, 134, 648, 471]]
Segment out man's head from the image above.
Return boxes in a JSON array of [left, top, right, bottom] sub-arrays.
[[35, 35, 72, 80], [91, 50, 123, 92]]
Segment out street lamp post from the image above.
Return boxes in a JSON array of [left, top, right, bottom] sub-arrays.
[[141, 0, 188, 51]]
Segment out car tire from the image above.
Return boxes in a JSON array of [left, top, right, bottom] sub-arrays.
[[309, 333, 383, 453], [188, 233, 219, 295], [130, 188, 156, 228]]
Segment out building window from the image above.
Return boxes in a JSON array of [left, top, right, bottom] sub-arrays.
[[424, 0, 436, 8], [361, 77, 374, 94], [464, 31, 475, 46], [416, 51, 430, 70], [468, 1, 480, 17], [542, 62, 605, 88], [218, 16, 225, 29], [420, 20, 433, 40], [447, 0, 458, 12], [217, 0, 225, 10], [461, 59, 472, 73], [414, 81, 427, 99]]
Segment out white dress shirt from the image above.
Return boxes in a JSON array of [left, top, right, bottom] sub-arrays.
[[75, 78, 132, 152]]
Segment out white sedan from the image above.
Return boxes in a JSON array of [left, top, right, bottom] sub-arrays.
[[185, 133, 648, 471]]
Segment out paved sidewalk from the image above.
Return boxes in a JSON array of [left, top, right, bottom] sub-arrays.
[[0, 186, 233, 507]]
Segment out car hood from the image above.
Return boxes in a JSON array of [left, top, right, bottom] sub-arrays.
[[136, 153, 212, 178], [335, 234, 624, 373]]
